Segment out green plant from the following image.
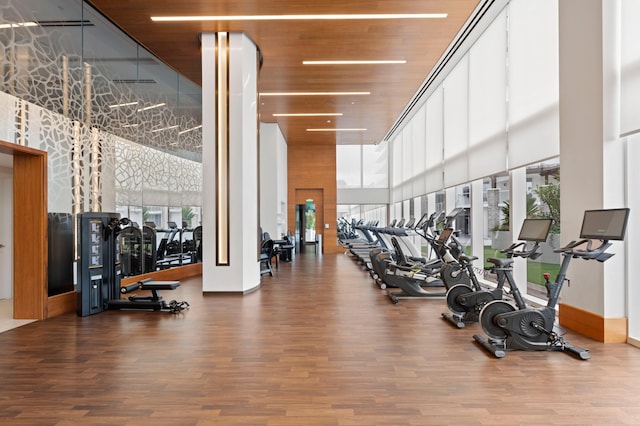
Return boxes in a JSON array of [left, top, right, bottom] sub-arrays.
[[534, 176, 560, 234], [142, 206, 150, 223], [182, 206, 195, 227], [305, 210, 316, 230], [492, 196, 541, 231]]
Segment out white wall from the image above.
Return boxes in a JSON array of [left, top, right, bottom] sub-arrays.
[[0, 161, 13, 299], [259, 122, 288, 239]]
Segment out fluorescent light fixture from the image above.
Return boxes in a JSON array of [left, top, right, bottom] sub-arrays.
[[303, 60, 406, 65], [121, 124, 139, 128], [137, 102, 166, 112], [151, 125, 179, 133], [151, 13, 447, 22], [273, 113, 343, 117], [178, 124, 203, 135], [260, 92, 370, 96], [307, 128, 367, 132], [0, 22, 38, 29], [109, 101, 138, 109]]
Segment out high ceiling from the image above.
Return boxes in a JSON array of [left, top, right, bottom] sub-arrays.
[[86, 0, 480, 146]]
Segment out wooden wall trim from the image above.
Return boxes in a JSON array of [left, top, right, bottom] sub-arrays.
[[121, 263, 203, 285], [47, 291, 76, 318], [559, 302, 628, 343]]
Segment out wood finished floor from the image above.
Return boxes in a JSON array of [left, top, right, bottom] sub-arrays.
[[2, 252, 640, 425]]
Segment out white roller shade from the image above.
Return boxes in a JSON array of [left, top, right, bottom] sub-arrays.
[[443, 55, 469, 188], [507, 0, 560, 169], [468, 9, 507, 180], [621, 0, 640, 135], [425, 85, 444, 193]]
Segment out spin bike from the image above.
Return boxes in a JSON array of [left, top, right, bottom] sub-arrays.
[[442, 218, 552, 328], [473, 208, 630, 360]]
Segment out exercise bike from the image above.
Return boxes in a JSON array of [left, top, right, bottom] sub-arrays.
[[442, 218, 552, 328], [473, 208, 630, 360]]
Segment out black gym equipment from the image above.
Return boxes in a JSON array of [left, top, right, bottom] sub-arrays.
[[108, 278, 189, 313], [385, 230, 450, 304], [473, 208, 630, 360], [442, 218, 552, 328], [372, 212, 453, 290], [438, 208, 475, 290], [77, 212, 188, 317]]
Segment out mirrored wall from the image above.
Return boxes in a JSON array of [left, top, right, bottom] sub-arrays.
[[0, 0, 203, 276]]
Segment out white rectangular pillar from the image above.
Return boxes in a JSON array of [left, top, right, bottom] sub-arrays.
[[202, 32, 260, 292]]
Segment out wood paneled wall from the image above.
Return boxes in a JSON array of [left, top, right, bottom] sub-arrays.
[[287, 143, 338, 253]]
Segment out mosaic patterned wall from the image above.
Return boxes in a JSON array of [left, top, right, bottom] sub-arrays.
[[0, 0, 203, 213]]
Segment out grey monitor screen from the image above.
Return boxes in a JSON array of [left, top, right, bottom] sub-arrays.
[[580, 208, 630, 240], [517, 218, 553, 242]]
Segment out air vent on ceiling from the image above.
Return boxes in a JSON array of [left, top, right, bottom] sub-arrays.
[[112, 79, 157, 84], [36, 20, 94, 27]]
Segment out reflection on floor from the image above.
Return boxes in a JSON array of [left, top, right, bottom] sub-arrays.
[[0, 298, 36, 334]]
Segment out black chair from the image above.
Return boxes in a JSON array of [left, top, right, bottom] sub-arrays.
[[279, 234, 295, 262], [259, 239, 275, 276]]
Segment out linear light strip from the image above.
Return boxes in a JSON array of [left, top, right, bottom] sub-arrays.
[[273, 113, 343, 117], [179, 124, 203, 134], [216, 32, 230, 266], [109, 101, 138, 108], [151, 13, 447, 22], [150, 125, 179, 133], [303, 60, 406, 65], [137, 102, 165, 112], [261, 91, 370, 96], [0, 22, 38, 29], [307, 128, 367, 132]]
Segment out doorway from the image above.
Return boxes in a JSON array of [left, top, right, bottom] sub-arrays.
[[0, 141, 48, 322], [0, 153, 13, 303], [295, 202, 317, 252], [0, 150, 37, 332], [293, 189, 324, 254]]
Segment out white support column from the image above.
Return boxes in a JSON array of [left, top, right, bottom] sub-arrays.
[[201, 32, 260, 293], [470, 179, 484, 268], [445, 187, 456, 216], [510, 167, 527, 295], [259, 122, 288, 239], [558, 1, 629, 320]]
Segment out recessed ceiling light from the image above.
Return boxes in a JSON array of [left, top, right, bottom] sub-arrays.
[[303, 60, 406, 65], [307, 128, 367, 132], [151, 13, 447, 22], [272, 113, 343, 117], [260, 92, 370, 96]]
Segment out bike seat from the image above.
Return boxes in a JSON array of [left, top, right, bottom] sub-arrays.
[[487, 257, 514, 267], [458, 254, 478, 263]]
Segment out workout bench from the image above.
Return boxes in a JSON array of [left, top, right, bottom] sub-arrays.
[[107, 278, 189, 313]]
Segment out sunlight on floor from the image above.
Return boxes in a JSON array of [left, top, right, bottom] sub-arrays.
[[0, 298, 36, 334]]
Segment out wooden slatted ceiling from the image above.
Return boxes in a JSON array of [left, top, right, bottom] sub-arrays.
[[86, 0, 480, 146]]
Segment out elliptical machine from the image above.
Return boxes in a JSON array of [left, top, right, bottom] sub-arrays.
[[473, 208, 630, 360], [442, 218, 552, 328], [438, 208, 474, 289]]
